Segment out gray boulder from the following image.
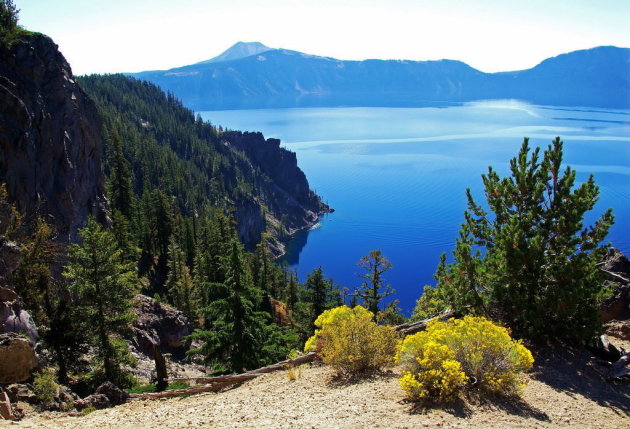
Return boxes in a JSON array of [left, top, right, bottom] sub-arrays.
[[95, 381, 128, 406], [133, 294, 191, 357], [0, 292, 39, 342], [74, 393, 110, 411], [0, 333, 38, 383]]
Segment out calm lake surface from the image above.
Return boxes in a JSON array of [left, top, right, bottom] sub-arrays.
[[199, 101, 630, 314]]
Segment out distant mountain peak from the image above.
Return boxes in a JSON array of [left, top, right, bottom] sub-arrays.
[[200, 41, 272, 64]]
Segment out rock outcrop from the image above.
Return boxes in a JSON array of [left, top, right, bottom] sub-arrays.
[[224, 131, 331, 254], [74, 393, 110, 411], [0, 291, 38, 342], [600, 248, 630, 322], [0, 333, 38, 384], [132, 294, 191, 358], [95, 382, 128, 406], [0, 33, 108, 243]]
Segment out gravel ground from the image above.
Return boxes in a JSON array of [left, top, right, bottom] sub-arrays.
[[4, 347, 629, 429]]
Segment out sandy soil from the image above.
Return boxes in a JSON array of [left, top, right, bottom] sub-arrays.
[[4, 346, 628, 429]]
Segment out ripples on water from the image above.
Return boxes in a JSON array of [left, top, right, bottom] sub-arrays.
[[200, 103, 630, 314]]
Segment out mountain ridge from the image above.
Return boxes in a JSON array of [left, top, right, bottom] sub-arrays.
[[131, 45, 630, 110], [197, 41, 272, 64]]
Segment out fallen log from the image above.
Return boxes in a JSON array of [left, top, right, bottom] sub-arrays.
[[247, 351, 317, 374], [166, 373, 261, 384], [128, 382, 235, 399], [166, 352, 318, 385], [395, 310, 455, 336], [600, 269, 630, 284]]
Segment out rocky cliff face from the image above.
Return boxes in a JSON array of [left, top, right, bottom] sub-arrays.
[[0, 33, 108, 243], [224, 131, 330, 254]]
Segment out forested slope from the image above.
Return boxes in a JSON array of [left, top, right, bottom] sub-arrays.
[[78, 74, 329, 255]]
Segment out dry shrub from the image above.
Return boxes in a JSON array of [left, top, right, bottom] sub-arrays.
[[396, 316, 534, 403], [304, 306, 399, 376]]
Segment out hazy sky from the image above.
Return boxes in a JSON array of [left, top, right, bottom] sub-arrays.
[[15, 0, 630, 75]]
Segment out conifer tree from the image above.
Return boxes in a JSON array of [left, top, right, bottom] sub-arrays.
[[304, 267, 331, 326], [188, 239, 269, 373], [284, 269, 299, 314], [165, 237, 199, 322], [252, 237, 272, 297], [108, 130, 133, 218], [64, 218, 138, 386], [355, 250, 395, 320], [11, 219, 86, 383], [435, 138, 614, 341], [0, 0, 20, 45], [165, 237, 185, 302], [111, 209, 140, 264], [176, 266, 200, 325]]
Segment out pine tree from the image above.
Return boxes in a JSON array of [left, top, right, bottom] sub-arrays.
[[107, 130, 133, 218], [284, 269, 299, 314], [252, 237, 272, 297], [176, 266, 200, 325], [64, 218, 138, 386], [188, 239, 270, 373], [435, 138, 614, 341], [11, 219, 87, 383], [111, 209, 140, 264], [304, 267, 331, 326], [165, 237, 199, 323], [165, 237, 185, 303], [355, 250, 395, 320], [0, 0, 20, 45]]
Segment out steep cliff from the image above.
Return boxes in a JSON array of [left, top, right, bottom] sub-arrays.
[[223, 131, 328, 253], [0, 33, 108, 242]]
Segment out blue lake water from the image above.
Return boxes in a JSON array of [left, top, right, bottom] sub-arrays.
[[199, 101, 630, 315]]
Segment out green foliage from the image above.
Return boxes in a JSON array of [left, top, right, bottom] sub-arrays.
[[166, 238, 200, 323], [10, 217, 87, 384], [11, 219, 57, 323], [397, 316, 534, 403], [0, 182, 23, 239], [305, 306, 399, 376], [111, 209, 140, 264], [188, 239, 293, 373], [379, 300, 407, 325], [0, 0, 21, 46], [411, 285, 448, 322], [81, 406, 97, 416], [64, 218, 138, 387], [433, 138, 614, 341], [303, 267, 337, 329], [107, 130, 134, 218], [126, 381, 190, 394], [32, 369, 60, 408], [355, 250, 395, 320]]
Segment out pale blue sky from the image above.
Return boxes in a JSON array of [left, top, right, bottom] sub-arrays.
[[15, 0, 630, 75]]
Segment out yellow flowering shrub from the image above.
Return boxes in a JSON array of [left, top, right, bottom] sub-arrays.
[[397, 316, 534, 402], [304, 306, 398, 375]]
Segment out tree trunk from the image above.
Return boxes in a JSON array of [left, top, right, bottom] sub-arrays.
[[153, 343, 168, 391], [394, 309, 455, 336]]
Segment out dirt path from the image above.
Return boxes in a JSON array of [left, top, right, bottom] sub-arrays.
[[4, 347, 629, 429]]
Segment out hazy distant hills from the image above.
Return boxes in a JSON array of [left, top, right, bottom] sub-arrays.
[[132, 43, 630, 110]]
